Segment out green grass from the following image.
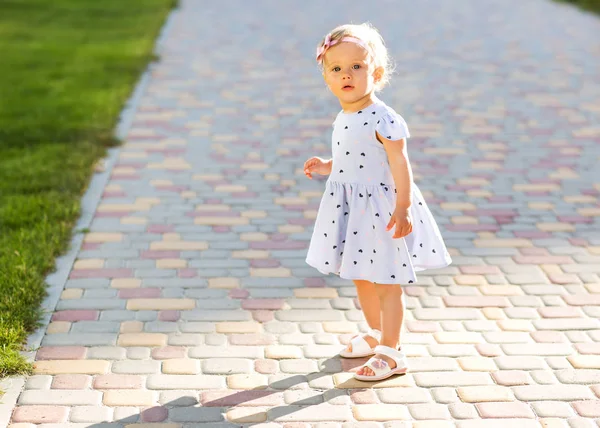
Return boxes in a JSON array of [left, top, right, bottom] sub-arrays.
[[557, 0, 600, 13], [0, 0, 175, 378]]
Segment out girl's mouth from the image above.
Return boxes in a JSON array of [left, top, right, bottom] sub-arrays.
[[342, 85, 354, 91]]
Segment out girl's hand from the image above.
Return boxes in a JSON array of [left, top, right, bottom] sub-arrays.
[[386, 206, 413, 239], [303, 157, 331, 179]]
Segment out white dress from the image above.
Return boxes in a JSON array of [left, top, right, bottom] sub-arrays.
[[305, 98, 452, 284]]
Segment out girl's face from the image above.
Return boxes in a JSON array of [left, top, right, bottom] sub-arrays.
[[322, 41, 383, 106]]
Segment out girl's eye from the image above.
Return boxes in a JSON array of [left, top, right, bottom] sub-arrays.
[[353, 64, 361, 69], [333, 66, 341, 72]]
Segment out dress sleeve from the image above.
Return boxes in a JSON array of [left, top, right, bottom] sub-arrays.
[[376, 112, 410, 140]]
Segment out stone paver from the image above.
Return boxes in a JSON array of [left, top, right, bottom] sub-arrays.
[[5, 0, 600, 426]]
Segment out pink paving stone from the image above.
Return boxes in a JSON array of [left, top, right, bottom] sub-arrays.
[[141, 406, 169, 422], [404, 286, 426, 297], [69, 268, 133, 279], [158, 310, 181, 322], [201, 390, 283, 407], [250, 241, 308, 249], [514, 256, 574, 264], [112, 174, 141, 180], [495, 217, 515, 225], [52, 310, 98, 322], [12, 406, 68, 424], [255, 359, 278, 374], [548, 274, 581, 285], [270, 233, 288, 241], [491, 370, 532, 386], [538, 306, 582, 318], [81, 242, 102, 250], [531, 330, 568, 343], [36, 346, 87, 360], [557, 215, 593, 224], [513, 231, 553, 239], [304, 278, 325, 288], [252, 310, 274, 323], [459, 265, 501, 275], [147, 224, 176, 233], [530, 331, 567, 343], [569, 238, 588, 246], [118, 288, 162, 299], [563, 294, 600, 306], [518, 247, 550, 256], [51, 374, 90, 389], [476, 401, 535, 418], [141, 250, 180, 259], [151, 346, 186, 360], [102, 191, 127, 198], [476, 343, 502, 357], [205, 198, 222, 204], [229, 334, 276, 346], [93, 374, 143, 389], [250, 259, 281, 268], [178, 268, 198, 278], [443, 296, 510, 308], [350, 389, 379, 404], [213, 226, 230, 233], [229, 289, 250, 299], [242, 299, 285, 310], [405, 321, 442, 333], [572, 400, 600, 418], [574, 343, 600, 355]]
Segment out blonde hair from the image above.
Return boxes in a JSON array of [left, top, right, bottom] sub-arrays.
[[317, 23, 394, 90]]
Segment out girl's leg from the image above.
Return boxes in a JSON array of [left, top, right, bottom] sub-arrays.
[[357, 283, 404, 376], [345, 279, 381, 353]]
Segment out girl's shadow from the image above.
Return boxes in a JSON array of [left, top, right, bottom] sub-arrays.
[[85, 355, 408, 427]]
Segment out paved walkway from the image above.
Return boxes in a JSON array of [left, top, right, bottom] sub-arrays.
[[7, 0, 600, 426]]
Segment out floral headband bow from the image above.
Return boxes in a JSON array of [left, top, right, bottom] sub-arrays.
[[316, 33, 373, 64]]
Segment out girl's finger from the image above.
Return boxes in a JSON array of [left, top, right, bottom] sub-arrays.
[[386, 217, 395, 230]]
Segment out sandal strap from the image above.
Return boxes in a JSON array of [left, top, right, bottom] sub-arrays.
[[348, 334, 372, 355], [361, 355, 392, 377], [374, 345, 406, 366]]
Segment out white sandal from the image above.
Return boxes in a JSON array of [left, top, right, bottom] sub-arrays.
[[353, 345, 408, 381], [339, 328, 381, 358]]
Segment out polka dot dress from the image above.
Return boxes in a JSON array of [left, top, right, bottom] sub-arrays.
[[305, 97, 452, 284]]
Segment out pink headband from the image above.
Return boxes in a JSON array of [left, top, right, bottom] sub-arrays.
[[316, 34, 372, 64]]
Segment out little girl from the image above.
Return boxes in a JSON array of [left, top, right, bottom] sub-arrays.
[[304, 23, 452, 381]]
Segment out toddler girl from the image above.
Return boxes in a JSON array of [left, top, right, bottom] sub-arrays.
[[304, 23, 452, 381]]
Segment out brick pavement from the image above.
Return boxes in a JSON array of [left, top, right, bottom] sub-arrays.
[[6, 0, 600, 426]]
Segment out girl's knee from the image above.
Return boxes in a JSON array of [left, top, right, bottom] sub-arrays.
[[375, 283, 403, 298]]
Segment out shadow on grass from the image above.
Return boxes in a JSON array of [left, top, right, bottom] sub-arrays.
[[83, 355, 407, 427]]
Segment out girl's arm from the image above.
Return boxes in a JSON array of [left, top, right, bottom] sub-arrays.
[[376, 132, 413, 208]]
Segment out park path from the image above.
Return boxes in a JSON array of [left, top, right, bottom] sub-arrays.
[[7, 0, 600, 426]]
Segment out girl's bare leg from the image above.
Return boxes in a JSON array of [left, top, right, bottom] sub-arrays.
[[357, 283, 404, 376], [345, 279, 381, 353]]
